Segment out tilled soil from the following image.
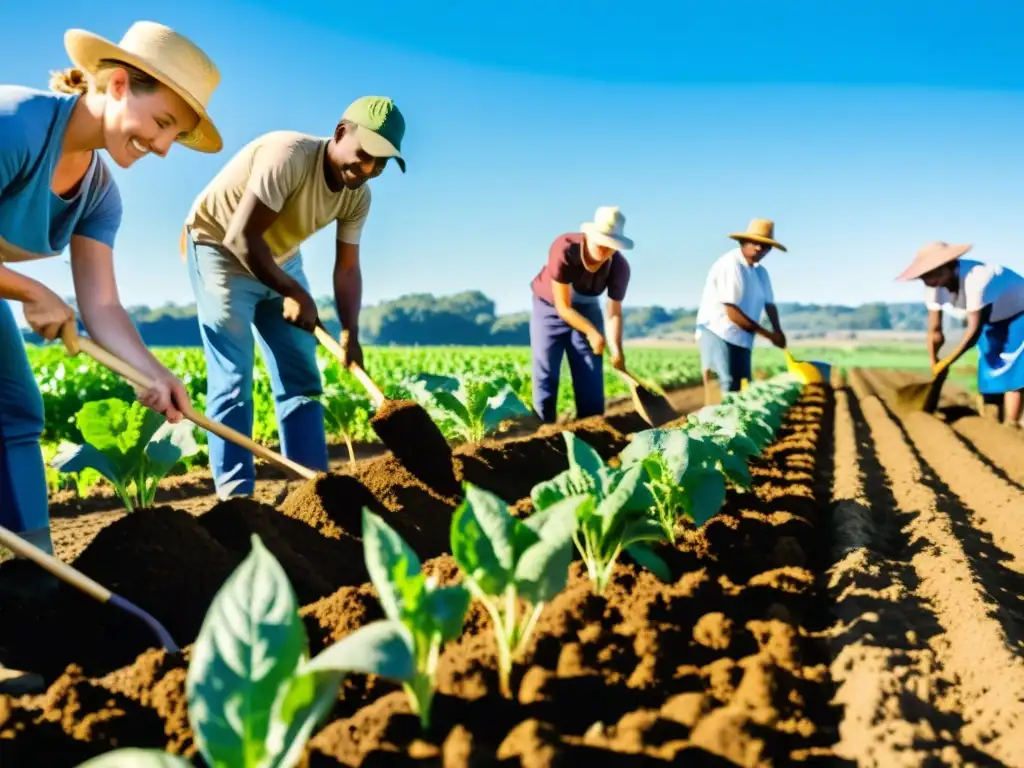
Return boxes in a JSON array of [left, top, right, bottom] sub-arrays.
[[3, 372, 1023, 766]]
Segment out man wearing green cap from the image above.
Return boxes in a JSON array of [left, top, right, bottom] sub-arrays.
[[181, 95, 406, 496]]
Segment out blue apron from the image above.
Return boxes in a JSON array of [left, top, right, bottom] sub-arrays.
[[977, 310, 1024, 394]]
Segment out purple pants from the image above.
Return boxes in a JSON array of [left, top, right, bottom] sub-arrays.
[[530, 295, 605, 423]]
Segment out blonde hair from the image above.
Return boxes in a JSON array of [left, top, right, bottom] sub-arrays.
[[49, 59, 160, 96]]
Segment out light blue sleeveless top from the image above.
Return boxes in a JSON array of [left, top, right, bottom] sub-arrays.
[[0, 85, 122, 263]]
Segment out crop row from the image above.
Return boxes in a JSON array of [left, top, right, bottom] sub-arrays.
[[72, 372, 806, 768]]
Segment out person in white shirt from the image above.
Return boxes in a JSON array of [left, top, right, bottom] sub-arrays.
[[897, 241, 1024, 427], [695, 218, 788, 400]]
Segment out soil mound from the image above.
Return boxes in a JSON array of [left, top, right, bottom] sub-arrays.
[[370, 399, 460, 496]]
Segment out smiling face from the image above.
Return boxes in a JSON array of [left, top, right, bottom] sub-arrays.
[[99, 66, 200, 167], [324, 121, 389, 189]]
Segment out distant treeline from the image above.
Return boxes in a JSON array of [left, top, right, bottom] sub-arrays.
[[21, 291, 939, 347]]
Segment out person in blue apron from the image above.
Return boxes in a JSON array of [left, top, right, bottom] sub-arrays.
[[528, 206, 633, 423], [898, 241, 1024, 427], [0, 22, 222, 603]]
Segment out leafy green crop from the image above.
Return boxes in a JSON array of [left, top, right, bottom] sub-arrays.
[[404, 372, 533, 442], [317, 358, 373, 466], [531, 433, 670, 595], [50, 399, 198, 512], [305, 509, 470, 730], [450, 483, 583, 697]]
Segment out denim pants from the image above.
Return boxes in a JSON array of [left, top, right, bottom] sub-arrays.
[[530, 295, 605, 423], [0, 299, 52, 553], [186, 234, 329, 496], [698, 328, 752, 393]]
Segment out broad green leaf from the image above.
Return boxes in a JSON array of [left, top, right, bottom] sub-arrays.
[[624, 543, 672, 582], [619, 429, 690, 481], [263, 668, 343, 768], [412, 372, 460, 393], [75, 398, 131, 453], [683, 470, 727, 527], [145, 420, 200, 478], [75, 750, 193, 767], [563, 433, 604, 481], [423, 584, 471, 641], [621, 517, 670, 548], [187, 534, 306, 768], [720, 453, 752, 489], [362, 509, 421, 624], [481, 385, 532, 433], [305, 619, 416, 682], [432, 390, 472, 429], [451, 493, 509, 596], [595, 464, 648, 538], [462, 484, 516, 572], [530, 466, 593, 510], [49, 442, 122, 487], [513, 495, 583, 604]]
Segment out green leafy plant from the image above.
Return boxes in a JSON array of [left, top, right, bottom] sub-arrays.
[[318, 359, 373, 466], [50, 398, 198, 512], [450, 483, 583, 697], [307, 509, 470, 729], [405, 372, 533, 442], [531, 432, 669, 595]]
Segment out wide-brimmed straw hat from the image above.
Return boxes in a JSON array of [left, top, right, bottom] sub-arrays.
[[64, 21, 222, 153], [581, 206, 634, 251], [728, 218, 787, 252], [896, 240, 973, 281]]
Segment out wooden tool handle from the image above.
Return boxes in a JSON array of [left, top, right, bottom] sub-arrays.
[[613, 367, 640, 389], [313, 325, 387, 408], [0, 524, 111, 603], [74, 338, 318, 481]]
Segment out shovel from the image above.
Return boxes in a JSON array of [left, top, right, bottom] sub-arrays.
[[895, 368, 948, 415], [613, 368, 679, 428], [68, 335, 318, 481], [0, 523, 179, 653], [783, 350, 831, 384]]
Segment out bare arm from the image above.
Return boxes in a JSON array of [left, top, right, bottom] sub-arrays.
[[764, 303, 786, 348], [606, 298, 624, 360], [69, 235, 173, 380], [939, 305, 990, 370], [927, 308, 945, 367], [224, 191, 305, 299], [724, 303, 774, 340], [552, 281, 600, 338], [0, 264, 49, 303], [334, 240, 362, 337]]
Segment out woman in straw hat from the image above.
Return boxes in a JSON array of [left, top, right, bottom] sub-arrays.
[[695, 218, 789, 402], [0, 21, 222, 597], [897, 241, 1024, 427], [529, 206, 633, 423]]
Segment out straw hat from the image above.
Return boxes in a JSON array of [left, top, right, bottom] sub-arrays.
[[896, 241, 973, 281], [581, 206, 634, 251], [64, 21, 222, 153], [728, 218, 787, 252]]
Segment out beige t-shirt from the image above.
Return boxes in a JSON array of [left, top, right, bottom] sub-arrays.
[[184, 131, 370, 265]]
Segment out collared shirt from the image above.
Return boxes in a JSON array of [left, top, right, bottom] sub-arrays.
[[925, 258, 1024, 323], [695, 248, 775, 349]]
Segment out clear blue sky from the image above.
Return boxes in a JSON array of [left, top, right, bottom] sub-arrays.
[[4, 0, 1024, 323]]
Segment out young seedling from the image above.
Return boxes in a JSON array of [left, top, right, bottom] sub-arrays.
[[318, 357, 373, 466], [404, 372, 533, 442], [305, 509, 470, 730], [531, 432, 669, 595], [450, 483, 584, 697], [50, 398, 198, 511]]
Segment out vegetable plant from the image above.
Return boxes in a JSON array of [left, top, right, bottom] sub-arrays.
[[318, 358, 373, 466], [50, 398, 198, 511], [531, 432, 670, 595], [306, 509, 470, 729], [404, 372, 533, 442], [450, 483, 584, 697]]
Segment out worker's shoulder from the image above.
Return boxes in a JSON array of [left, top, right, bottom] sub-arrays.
[[242, 130, 326, 164]]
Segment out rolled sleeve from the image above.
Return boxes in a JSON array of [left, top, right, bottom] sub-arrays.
[[607, 255, 630, 301], [246, 140, 303, 213], [336, 187, 371, 245], [73, 182, 122, 248], [924, 285, 945, 311], [964, 267, 995, 313], [715, 260, 745, 305]]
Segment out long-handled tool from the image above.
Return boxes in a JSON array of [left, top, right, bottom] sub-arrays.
[[313, 326, 387, 408], [895, 368, 949, 415], [613, 368, 679, 428], [0, 523, 179, 653], [69, 336, 318, 481]]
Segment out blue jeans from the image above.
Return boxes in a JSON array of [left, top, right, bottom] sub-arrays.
[[699, 328, 752, 393], [0, 299, 52, 553], [530, 295, 605, 423], [186, 234, 328, 496]]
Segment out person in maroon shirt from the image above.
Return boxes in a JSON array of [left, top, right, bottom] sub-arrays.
[[529, 206, 633, 422]]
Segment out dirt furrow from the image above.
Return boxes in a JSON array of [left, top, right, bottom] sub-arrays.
[[858, 368, 1024, 577], [951, 417, 1024, 488], [847, 369, 1024, 765], [825, 378, 969, 766]]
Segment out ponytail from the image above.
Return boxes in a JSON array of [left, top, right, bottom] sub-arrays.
[[49, 67, 90, 95]]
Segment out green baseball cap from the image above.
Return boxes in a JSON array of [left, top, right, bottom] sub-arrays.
[[342, 95, 406, 173]]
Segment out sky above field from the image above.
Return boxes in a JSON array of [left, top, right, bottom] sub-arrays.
[[4, 1, 1024, 322]]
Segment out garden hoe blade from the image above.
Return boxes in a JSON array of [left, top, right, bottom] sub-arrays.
[[615, 369, 679, 427], [896, 376, 945, 416], [312, 325, 459, 495], [0, 524, 180, 654]]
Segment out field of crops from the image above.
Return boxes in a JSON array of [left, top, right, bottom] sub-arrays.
[[4, 342, 1023, 767]]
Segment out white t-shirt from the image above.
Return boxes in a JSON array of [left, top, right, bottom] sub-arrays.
[[695, 248, 775, 349], [925, 259, 1024, 323]]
